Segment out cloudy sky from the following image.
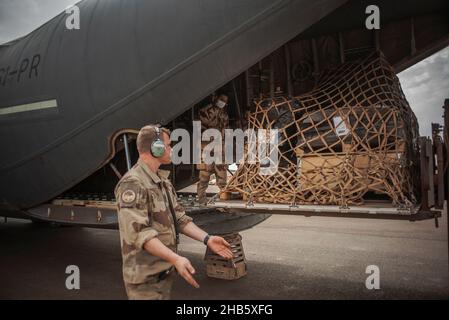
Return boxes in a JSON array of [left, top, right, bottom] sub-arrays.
[[0, 0, 78, 44], [0, 0, 447, 136], [398, 47, 449, 136]]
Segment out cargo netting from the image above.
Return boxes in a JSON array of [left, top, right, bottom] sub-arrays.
[[225, 52, 419, 207]]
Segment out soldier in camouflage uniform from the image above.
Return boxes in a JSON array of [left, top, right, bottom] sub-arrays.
[[115, 125, 233, 300], [197, 94, 230, 205]]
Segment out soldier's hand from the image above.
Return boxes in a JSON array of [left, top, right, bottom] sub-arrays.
[[174, 256, 200, 288], [207, 236, 233, 260]]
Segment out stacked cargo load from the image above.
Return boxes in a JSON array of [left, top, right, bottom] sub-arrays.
[[225, 52, 420, 208]]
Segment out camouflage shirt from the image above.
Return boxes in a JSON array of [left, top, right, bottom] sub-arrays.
[[114, 158, 193, 284], [199, 103, 229, 135]]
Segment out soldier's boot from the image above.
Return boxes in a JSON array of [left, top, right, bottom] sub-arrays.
[[215, 164, 230, 201], [197, 170, 211, 205]]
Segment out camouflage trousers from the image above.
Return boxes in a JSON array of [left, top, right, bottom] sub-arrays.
[[197, 163, 228, 204], [124, 270, 176, 300]]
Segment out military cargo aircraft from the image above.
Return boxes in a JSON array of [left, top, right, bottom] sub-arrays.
[[0, 0, 448, 233]]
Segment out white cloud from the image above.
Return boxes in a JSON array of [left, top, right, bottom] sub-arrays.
[[0, 0, 79, 44], [399, 46, 449, 137], [410, 71, 430, 85]]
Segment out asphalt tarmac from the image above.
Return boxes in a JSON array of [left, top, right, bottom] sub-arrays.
[[0, 211, 448, 299]]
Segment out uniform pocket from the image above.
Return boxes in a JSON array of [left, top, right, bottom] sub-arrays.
[[148, 188, 167, 212]]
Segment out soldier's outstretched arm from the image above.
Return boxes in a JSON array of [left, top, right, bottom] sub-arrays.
[[166, 183, 233, 260], [178, 220, 207, 242], [181, 222, 233, 260]]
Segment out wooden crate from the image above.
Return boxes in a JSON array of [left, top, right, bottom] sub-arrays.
[[204, 233, 247, 280]]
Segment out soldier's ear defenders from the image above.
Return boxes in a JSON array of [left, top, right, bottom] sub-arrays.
[[150, 126, 166, 158]]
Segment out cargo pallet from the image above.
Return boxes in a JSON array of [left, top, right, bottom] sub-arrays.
[[205, 233, 247, 280]]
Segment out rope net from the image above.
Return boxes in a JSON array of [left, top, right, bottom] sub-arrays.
[[225, 51, 420, 207]]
